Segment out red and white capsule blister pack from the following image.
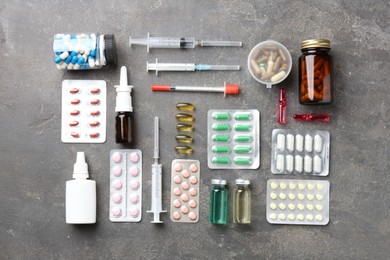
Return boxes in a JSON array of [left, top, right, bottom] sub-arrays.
[[110, 149, 142, 222], [170, 159, 200, 223], [61, 80, 106, 143]]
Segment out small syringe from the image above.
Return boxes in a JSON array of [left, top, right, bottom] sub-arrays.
[[130, 32, 242, 52], [147, 116, 166, 223], [152, 82, 239, 97], [147, 59, 240, 75]]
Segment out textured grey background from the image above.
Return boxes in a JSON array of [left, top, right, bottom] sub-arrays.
[[0, 0, 389, 259]]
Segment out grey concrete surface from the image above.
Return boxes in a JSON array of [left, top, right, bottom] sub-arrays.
[[0, 0, 389, 259]]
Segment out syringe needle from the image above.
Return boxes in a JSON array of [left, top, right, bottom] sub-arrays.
[[200, 40, 242, 47]]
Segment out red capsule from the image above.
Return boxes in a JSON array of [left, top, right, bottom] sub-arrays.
[[69, 121, 79, 126], [71, 99, 80, 105], [70, 132, 79, 138], [90, 110, 100, 116], [90, 88, 100, 94], [89, 132, 99, 138], [70, 110, 80, 116], [70, 88, 79, 94], [90, 99, 100, 105], [89, 121, 100, 127]]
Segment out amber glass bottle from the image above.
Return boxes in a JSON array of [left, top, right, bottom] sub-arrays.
[[299, 39, 333, 105]]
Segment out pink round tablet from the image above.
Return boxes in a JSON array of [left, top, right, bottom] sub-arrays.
[[113, 180, 122, 190], [173, 187, 182, 196], [189, 188, 197, 196], [112, 208, 122, 217], [173, 175, 182, 184], [181, 170, 190, 178], [189, 164, 198, 173], [112, 194, 122, 204], [112, 166, 122, 177], [181, 206, 189, 214], [189, 200, 197, 208], [130, 180, 140, 190], [112, 152, 122, 163], [172, 211, 181, 220], [181, 182, 190, 190], [174, 163, 182, 172], [130, 208, 139, 218], [181, 194, 189, 202], [188, 212, 197, 221], [129, 194, 139, 204], [130, 152, 139, 163], [173, 199, 181, 208], [189, 176, 198, 185], [130, 166, 139, 177]]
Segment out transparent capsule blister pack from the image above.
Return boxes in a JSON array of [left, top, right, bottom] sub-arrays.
[[271, 129, 330, 176], [61, 80, 106, 143], [207, 109, 260, 169], [109, 149, 142, 222], [170, 159, 200, 223], [266, 179, 330, 225]]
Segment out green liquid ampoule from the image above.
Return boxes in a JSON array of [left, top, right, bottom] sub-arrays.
[[209, 179, 228, 225]]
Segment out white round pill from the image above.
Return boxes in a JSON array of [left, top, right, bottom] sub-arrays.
[[288, 193, 295, 200], [316, 204, 323, 211], [279, 213, 286, 220], [297, 204, 305, 210], [270, 182, 278, 189], [297, 214, 304, 221], [316, 194, 323, 201], [288, 214, 295, 220], [306, 204, 314, 210], [270, 203, 277, 210], [280, 182, 287, 189], [316, 184, 324, 190], [279, 203, 286, 210], [297, 194, 305, 200], [269, 213, 277, 220], [289, 183, 296, 190], [315, 214, 323, 221], [288, 203, 295, 210], [270, 192, 277, 200], [298, 183, 305, 190], [307, 194, 314, 200], [306, 214, 314, 221], [307, 184, 314, 190], [279, 193, 286, 200]]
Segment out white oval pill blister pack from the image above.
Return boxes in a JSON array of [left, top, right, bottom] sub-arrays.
[[61, 80, 106, 143], [207, 109, 260, 169], [109, 149, 142, 222], [271, 129, 330, 176], [170, 159, 200, 223], [267, 179, 330, 225]]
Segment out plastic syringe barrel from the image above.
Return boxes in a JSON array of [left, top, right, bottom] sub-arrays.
[[195, 64, 241, 71], [147, 59, 195, 75], [200, 40, 242, 47]]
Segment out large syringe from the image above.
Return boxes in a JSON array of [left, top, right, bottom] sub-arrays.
[[147, 116, 166, 223], [130, 32, 242, 52]]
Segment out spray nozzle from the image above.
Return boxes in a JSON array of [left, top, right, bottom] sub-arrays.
[[115, 66, 133, 112], [73, 152, 89, 179]]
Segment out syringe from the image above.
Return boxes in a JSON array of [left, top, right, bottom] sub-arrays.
[[147, 116, 166, 223], [130, 32, 242, 52], [152, 82, 239, 97], [147, 59, 240, 75]]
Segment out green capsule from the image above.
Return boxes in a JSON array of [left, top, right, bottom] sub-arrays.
[[234, 135, 253, 142], [175, 134, 193, 144], [176, 102, 195, 111], [212, 123, 231, 131], [212, 157, 231, 164], [212, 135, 230, 142], [176, 123, 194, 132], [212, 112, 231, 120], [259, 63, 266, 67], [212, 146, 231, 153], [175, 145, 193, 154], [234, 113, 252, 121], [234, 124, 252, 131], [234, 157, 252, 165], [175, 113, 194, 122], [234, 146, 252, 154]]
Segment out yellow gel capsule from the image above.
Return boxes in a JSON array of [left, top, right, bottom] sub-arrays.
[[175, 145, 193, 154], [176, 102, 195, 111], [175, 134, 193, 144], [175, 113, 194, 122], [176, 123, 194, 132]]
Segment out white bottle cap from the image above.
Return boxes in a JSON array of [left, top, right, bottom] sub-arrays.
[[73, 152, 89, 179], [115, 66, 133, 112]]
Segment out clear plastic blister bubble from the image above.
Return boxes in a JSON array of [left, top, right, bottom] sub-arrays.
[[207, 109, 260, 169], [271, 129, 330, 176]]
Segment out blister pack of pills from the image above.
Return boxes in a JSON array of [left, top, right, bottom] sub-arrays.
[[61, 80, 106, 143], [170, 159, 200, 223], [207, 109, 260, 169], [271, 129, 330, 176], [266, 179, 330, 225], [109, 150, 142, 222]]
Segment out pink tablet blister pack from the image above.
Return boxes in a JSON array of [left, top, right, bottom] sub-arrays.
[[61, 80, 106, 143], [109, 149, 142, 222], [170, 159, 200, 223]]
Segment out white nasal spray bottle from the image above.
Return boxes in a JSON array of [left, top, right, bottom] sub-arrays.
[[66, 152, 96, 224]]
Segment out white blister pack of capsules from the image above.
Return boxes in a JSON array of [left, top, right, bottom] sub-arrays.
[[170, 159, 200, 223], [61, 80, 106, 143], [271, 129, 330, 176], [109, 149, 142, 222], [267, 179, 330, 225], [207, 109, 260, 169]]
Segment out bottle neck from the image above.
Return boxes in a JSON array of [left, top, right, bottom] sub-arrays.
[[301, 48, 330, 55]]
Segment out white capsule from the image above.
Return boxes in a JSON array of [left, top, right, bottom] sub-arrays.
[[304, 155, 312, 173], [67, 63, 74, 70], [60, 62, 68, 69], [56, 64, 63, 70], [74, 45, 81, 53], [82, 54, 88, 61], [59, 52, 69, 60], [286, 134, 294, 151], [73, 63, 80, 70], [79, 48, 85, 54], [295, 155, 303, 173], [276, 134, 285, 151], [95, 60, 101, 66], [295, 134, 304, 152], [77, 53, 82, 59], [77, 33, 89, 39], [286, 155, 294, 172], [276, 154, 284, 171], [305, 134, 313, 152], [314, 155, 322, 173], [88, 58, 96, 68], [63, 34, 71, 40], [84, 48, 91, 56], [314, 134, 323, 153]]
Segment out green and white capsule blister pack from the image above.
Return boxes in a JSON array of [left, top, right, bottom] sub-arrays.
[[271, 129, 330, 176], [267, 179, 329, 225], [207, 109, 260, 169]]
